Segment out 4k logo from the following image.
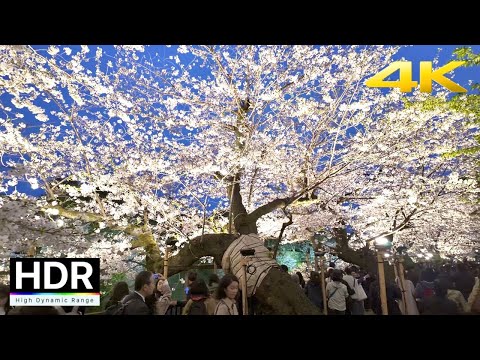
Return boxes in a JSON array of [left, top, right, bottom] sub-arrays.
[[366, 61, 467, 93]]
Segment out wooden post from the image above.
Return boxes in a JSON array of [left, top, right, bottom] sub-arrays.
[[241, 257, 249, 315], [377, 252, 388, 315], [27, 242, 36, 257], [306, 249, 312, 272], [163, 245, 170, 279], [393, 260, 406, 314], [398, 257, 409, 315], [319, 256, 328, 315]]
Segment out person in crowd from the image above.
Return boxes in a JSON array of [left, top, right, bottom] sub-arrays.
[[122, 271, 155, 315], [395, 271, 419, 315], [452, 263, 475, 301], [325, 269, 349, 315], [325, 267, 334, 284], [369, 278, 402, 315], [361, 272, 375, 311], [414, 268, 437, 313], [208, 273, 220, 297], [296, 272, 306, 289], [0, 284, 12, 315], [183, 279, 217, 315], [280, 265, 289, 273], [343, 266, 365, 315], [422, 278, 459, 315], [441, 276, 468, 313], [214, 274, 239, 315], [406, 268, 420, 287], [184, 270, 198, 299], [305, 271, 323, 311], [104, 281, 130, 310], [154, 274, 176, 315]]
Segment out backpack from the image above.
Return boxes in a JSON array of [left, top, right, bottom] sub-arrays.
[[104, 300, 134, 315], [187, 300, 208, 315]]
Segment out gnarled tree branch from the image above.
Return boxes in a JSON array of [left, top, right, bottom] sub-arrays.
[[273, 210, 293, 259], [152, 233, 238, 275]]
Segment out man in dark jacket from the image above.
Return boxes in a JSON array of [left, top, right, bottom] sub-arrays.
[[122, 271, 155, 315]]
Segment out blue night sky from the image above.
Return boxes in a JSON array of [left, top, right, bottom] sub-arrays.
[[392, 45, 480, 91], [2, 45, 479, 199]]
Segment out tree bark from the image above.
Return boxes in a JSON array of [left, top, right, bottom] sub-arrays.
[[254, 267, 321, 314], [150, 233, 238, 274], [157, 233, 321, 314], [272, 211, 293, 259], [227, 173, 257, 234]]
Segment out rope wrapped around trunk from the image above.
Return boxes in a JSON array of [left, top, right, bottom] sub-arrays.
[[221, 233, 279, 297]]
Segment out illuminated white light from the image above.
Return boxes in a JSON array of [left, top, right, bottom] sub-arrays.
[[45, 208, 60, 216], [375, 237, 389, 246], [384, 253, 391, 258], [426, 253, 433, 257], [417, 254, 424, 257]]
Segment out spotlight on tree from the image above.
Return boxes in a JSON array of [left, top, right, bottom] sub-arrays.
[[374, 234, 393, 251]]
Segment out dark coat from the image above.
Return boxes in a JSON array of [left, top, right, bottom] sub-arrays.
[[122, 292, 151, 315], [305, 281, 323, 309], [369, 281, 402, 315]]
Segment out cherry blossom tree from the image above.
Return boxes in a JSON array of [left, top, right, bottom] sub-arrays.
[[260, 96, 479, 274], [1, 45, 478, 313]]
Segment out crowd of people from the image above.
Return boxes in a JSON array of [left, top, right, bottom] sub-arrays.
[[1, 261, 479, 315], [100, 270, 242, 315], [288, 262, 480, 315], [0, 270, 241, 315]]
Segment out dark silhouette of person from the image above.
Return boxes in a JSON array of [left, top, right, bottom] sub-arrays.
[[105, 281, 130, 310], [121, 271, 155, 315]]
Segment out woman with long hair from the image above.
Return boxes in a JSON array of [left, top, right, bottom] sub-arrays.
[[214, 274, 239, 315]]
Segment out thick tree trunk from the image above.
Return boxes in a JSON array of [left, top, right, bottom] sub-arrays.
[[227, 173, 257, 234], [254, 267, 321, 314], [157, 233, 321, 314]]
